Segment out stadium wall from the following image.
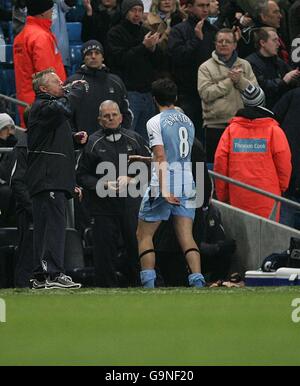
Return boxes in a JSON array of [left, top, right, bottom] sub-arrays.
[[213, 199, 300, 273]]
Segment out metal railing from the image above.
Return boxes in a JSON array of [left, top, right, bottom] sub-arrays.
[[0, 93, 29, 108], [209, 170, 300, 221]]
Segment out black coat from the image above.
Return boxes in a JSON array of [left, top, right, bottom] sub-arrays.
[[289, 0, 300, 41], [246, 51, 294, 109], [273, 88, 300, 197], [77, 127, 151, 215], [81, 1, 122, 56], [238, 21, 290, 61], [26, 84, 86, 198], [168, 16, 217, 96], [218, 0, 244, 28], [66, 65, 133, 133], [10, 131, 32, 215], [0, 7, 12, 21], [107, 19, 163, 92]]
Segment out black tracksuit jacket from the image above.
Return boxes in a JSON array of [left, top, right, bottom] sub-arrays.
[[107, 19, 163, 92], [77, 127, 151, 215], [168, 16, 217, 96], [26, 84, 86, 198], [66, 65, 133, 133]]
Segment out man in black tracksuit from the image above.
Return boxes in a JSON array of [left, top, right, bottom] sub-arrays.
[[66, 39, 133, 134], [27, 68, 88, 289], [77, 100, 151, 287]]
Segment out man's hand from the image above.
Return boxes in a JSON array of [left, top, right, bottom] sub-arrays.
[[283, 69, 300, 84], [106, 181, 118, 191], [179, 3, 188, 16], [117, 176, 131, 193], [143, 32, 160, 51], [74, 186, 83, 202], [65, 80, 89, 93], [194, 20, 204, 41], [239, 14, 253, 27], [162, 191, 180, 205], [83, 0, 93, 16], [232, 25, 241, 42], [128, 155, 152, 164], [105, 177, 131, 193], [74, 131, 88, 145], [235, 12, 243, 21], [229, 67, 242, 85]]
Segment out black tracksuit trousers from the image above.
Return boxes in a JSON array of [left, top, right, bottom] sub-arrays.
[[92, 212, 140, 288], [14, 210, 33, 287], [32, 191, 66, 280]]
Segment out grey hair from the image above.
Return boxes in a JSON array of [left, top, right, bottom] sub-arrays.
[[256, 0, 274, 18], [32, 68, 56, 94], [98, 100, 121, 116]]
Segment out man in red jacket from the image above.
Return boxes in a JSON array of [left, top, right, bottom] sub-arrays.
[[214, 84, 292, 221], [13, 0, 66, 127]]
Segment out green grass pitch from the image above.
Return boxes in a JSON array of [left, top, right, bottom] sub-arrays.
[[0, 287, 300, 366]]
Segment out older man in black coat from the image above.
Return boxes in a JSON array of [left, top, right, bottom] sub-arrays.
[[27, 68, 88, 289]]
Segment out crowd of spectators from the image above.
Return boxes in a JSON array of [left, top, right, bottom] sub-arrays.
[[1, 0, 300, 288]]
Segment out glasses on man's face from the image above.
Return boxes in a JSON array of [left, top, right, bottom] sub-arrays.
[[216, 39, 235, 45]]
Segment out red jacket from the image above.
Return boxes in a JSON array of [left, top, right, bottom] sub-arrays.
[[13, 17, 66, 126], [214, 115, 292, 220]]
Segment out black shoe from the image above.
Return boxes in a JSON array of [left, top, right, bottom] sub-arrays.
[[45, 273, 82, 289], [30, 279, 46, 289]]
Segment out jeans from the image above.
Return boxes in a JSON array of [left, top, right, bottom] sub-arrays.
[[128, 91, 156, 140], [177, 94, 204, 142]]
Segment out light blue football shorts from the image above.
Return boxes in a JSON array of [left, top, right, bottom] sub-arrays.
[[138, 186, 196, 222]]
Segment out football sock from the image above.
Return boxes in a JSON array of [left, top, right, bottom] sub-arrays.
[[140, 269, 156, 288], [188, 273, 206, 288]]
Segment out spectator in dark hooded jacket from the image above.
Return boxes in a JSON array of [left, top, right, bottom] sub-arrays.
[[66, 39, 133, 134], [246, 27, 300, 109], [238, 0, 290, 62]]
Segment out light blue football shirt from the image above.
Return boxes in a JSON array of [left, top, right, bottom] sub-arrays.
[[147, 109, 195, 196]]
